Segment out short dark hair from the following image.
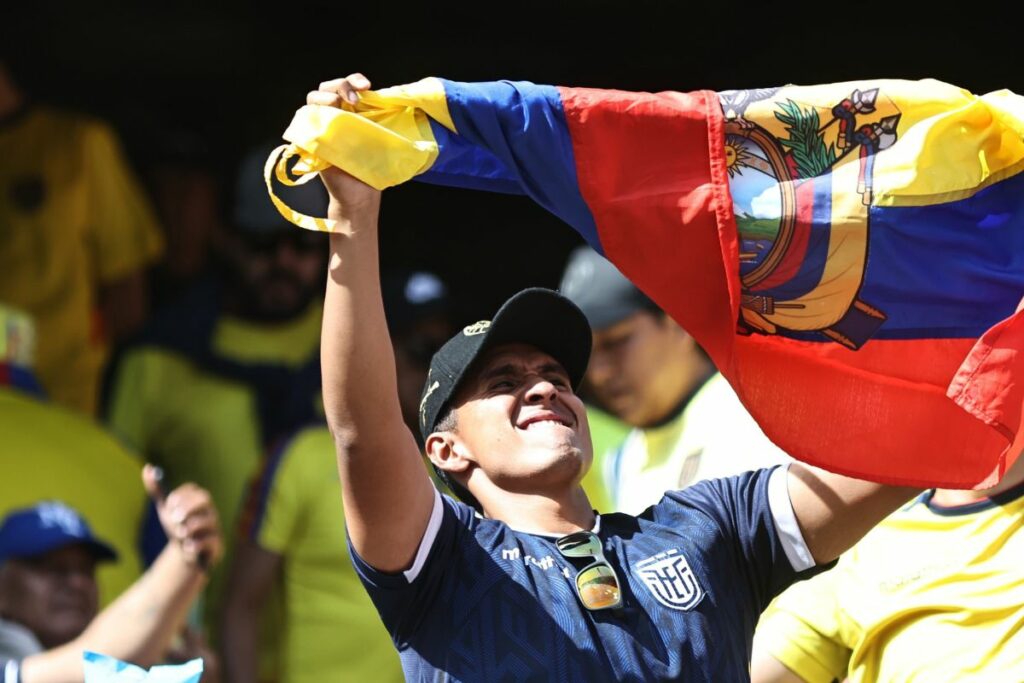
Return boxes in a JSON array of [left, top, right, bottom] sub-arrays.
[[430, 408, 483, 513]]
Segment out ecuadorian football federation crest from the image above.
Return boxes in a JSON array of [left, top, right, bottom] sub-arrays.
[[719, 84, 903, 349], [635, 549, 704, 611]]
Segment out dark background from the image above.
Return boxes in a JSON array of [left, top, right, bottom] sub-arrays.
[[4, 2, 1018, 321]]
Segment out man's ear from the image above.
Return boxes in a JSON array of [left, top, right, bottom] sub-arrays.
[[425, 431, 473, 476]]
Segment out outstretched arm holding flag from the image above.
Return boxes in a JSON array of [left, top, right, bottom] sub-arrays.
[[273, 73, 1024, 490]]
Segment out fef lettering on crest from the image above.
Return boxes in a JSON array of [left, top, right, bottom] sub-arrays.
[[635, 549, 704, 611]]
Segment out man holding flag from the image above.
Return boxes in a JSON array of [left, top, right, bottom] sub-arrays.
[[304, 73, 925, 681]]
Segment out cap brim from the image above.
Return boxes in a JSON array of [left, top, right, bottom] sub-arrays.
[[474, 288, 592, 390], [3, 537, 120, 564], [84, 539, 119, 563]]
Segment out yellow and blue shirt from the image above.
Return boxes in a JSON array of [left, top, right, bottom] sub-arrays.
[[240, 426, 403, 683], [0, 106, 163, 414], [755, 481, 1024, 682]]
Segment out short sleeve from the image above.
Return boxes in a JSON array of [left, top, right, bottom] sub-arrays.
[[755, 568, 852, 683], [79, 120, 163, 283], [348, 491, 472, 645]]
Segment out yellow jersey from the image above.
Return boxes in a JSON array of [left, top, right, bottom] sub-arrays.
[[0, 106, 163, 414], [0, 386, 145, 606], [241, 426, 403, 683], [756, 483, 1024, 682]]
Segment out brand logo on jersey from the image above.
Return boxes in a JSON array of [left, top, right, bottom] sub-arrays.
[[463, 320, 491, 336], [635, 549, 704, 611]]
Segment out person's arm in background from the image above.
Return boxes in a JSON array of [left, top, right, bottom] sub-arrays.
[[220, 542, 281, 683], [18, 466, 222, 683], [312, 74, 437, 573], [750, 562, 851, 683], [786, 464, 917, 565]]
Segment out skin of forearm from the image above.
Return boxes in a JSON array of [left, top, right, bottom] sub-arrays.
[[320, 200, 408, 453], [20, 544, 206, 683]]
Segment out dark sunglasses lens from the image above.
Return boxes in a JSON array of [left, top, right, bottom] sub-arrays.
[[577, 565, 621, 610], [556, 532, 602, 558]]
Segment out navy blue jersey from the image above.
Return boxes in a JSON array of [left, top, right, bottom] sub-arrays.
[[350, 467, 828, 682]]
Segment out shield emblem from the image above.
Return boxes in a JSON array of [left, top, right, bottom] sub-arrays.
[[635, 549, 704, 611]]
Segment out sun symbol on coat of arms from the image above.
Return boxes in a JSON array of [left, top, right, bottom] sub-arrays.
[[724, 140, 756, 178]]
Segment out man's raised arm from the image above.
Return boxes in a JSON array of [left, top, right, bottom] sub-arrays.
[[312, 74, 437, 573]]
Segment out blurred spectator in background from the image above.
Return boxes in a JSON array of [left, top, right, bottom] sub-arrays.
[[0, 468, 223, 683], [751, 454, 1024, 682], [560, 245, 789, 514], [382, 270, 455, 441], [1, 304, 145, 603], [143, 128, 221, 307], [103, 142, 329, 672], [0, 59, 164, 415], [220, 269, 452, 683]]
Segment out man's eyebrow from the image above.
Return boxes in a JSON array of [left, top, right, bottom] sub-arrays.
[[477, 363, 520, 383]]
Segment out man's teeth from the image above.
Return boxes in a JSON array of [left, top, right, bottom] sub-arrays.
[[526, 419, 564, 428]]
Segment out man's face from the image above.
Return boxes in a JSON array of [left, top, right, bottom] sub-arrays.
[[587, 311, 692, 427], [226, 229, 327, 321], [446, 343, 593, 495], [0, 545, 99, 648]]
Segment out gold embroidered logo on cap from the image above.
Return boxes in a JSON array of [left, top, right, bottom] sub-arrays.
[[420, 380, 440, 427], [463, 321, 491, 336]]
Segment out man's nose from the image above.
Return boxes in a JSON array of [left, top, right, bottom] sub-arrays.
[[524, 378, 559, 404]]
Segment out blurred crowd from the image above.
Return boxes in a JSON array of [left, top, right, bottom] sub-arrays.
[[2, 56, 1022, 683]]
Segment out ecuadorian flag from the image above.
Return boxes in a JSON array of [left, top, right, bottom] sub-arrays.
[[268, 77, 1024, 489]]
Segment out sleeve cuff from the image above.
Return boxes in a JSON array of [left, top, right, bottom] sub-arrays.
[[404, 488, 444, 582], [768, 464, 816, 572]]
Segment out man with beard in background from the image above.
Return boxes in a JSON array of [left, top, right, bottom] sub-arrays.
[[104, 142, 328, 680]]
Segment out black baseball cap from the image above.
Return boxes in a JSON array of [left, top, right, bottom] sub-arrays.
[[418, 288, 592, 442], [559, 245, 660, 330]]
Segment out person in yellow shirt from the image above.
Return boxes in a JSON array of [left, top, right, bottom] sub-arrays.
[[0, 60, 164, 415], [751, 456, 1024, 683], [222, 427, 403, 683], [220, 269, 453, 683], [103, 143, 329, 664]]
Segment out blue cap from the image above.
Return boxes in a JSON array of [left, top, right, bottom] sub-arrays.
[[0, 502, 118, 564]]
